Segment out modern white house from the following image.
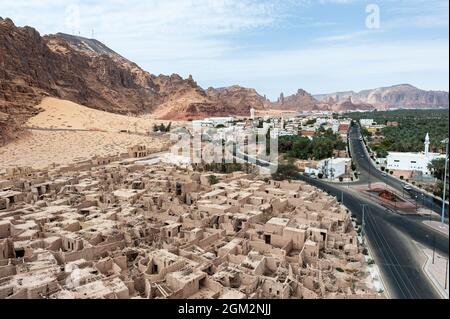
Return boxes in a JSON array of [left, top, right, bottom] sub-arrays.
[[305, 157, 351, 178], [250, 108, 256, 120], [360, 119, 375, 127], [386, 133, 444, 175], [192, 117, 234, 128]]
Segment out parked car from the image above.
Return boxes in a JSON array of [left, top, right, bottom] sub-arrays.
[[403, 184, 412, 191]]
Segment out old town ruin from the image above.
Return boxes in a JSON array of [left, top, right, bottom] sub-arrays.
[[0, 147, 383, 299]]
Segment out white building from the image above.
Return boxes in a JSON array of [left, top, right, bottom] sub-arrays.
[[192, 117, 234, 128], [250, 108, 256, 120], [386, 133, 444, 175], [270, 128, 296, 138], [360, 119, 375, 128], [305, 158, 351, 178]]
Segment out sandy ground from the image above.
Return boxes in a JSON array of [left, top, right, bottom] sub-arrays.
[[27, 97, 185, 133], [0, 98, 187, 170]]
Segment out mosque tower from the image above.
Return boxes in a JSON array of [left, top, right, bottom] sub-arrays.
[[424, 133, 430, 157]]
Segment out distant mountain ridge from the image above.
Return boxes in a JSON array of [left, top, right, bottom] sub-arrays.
[[269, 89, 375, 112], [314, 84, 449, 109]]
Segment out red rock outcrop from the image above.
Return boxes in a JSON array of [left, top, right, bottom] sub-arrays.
[[315, 84, 449, 110], [0, 18, 268, 144]]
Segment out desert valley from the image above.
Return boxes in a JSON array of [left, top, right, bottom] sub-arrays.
[[0, 12, 448, 303], [1, 17, 448, 167]]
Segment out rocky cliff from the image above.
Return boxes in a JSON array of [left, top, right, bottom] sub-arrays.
[[271, 89, 320, 111], [314, 84, 449, 110], [0, 18, 267, 144], [269, 89, 375, 112]]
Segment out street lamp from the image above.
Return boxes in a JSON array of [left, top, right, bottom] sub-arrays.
[[425, 234, 436, 264], [441, 138, 449, 224], [436, 255, 449, 291]]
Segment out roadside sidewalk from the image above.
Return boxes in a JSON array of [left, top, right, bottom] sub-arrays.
[[420, 246, 449, 299], [423, 221, 449, 237]]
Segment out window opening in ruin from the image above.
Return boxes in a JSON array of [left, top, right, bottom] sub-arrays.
[[15, 249, 25, 258]]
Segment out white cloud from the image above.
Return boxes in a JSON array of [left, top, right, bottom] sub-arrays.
[[0, 0, 448, 98], [190, 39, 449, 98]]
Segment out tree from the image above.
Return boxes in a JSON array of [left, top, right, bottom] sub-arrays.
[[318, 173, 324, 179], [339, 176, 344, 182], [428, 158, 448, 181], [272, 163, 299, 181], [207, 175, 219, 185], [433, 181, 449, 200]]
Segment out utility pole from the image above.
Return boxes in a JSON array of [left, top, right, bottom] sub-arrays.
[[441, 138, 449, 224], [445, 257, 448, 291], [416, 195, 419, 213], [432, 234, 436, 264], [361, 204, 368, 246]]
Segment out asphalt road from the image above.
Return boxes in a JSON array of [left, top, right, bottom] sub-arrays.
[[297, 172, 447, 299], [237, 129, 448, 298], [294, 124, 450, 299], [349, 124, 448, 221]]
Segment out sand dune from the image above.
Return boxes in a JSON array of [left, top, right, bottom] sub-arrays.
[[27, 97, 180, 133], [0, 98, 185, 170]]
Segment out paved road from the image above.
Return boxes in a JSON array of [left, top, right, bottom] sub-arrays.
[[294, 124, 450, 298], [297, 173, 447, 299], [349, 124, 448, 221], [236, 132, 448, 298]]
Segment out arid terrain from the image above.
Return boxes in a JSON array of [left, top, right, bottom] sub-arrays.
[[2, 17, 447, 147], [0, 98, 176, 171]]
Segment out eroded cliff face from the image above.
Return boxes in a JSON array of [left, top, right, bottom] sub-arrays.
[[268, 88, 377, 113], [0, 18, 268, 144], [315, 84, 449, 109], [271, 89, 321, 111]]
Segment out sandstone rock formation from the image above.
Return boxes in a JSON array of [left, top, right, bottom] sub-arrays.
[[269, 88, 374, 112], [0, 18, 267, 144], [329, 96, 374, 112], [315, 84, 449, 110]]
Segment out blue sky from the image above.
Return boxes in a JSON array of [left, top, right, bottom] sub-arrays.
[[1, 0, 448, 100]]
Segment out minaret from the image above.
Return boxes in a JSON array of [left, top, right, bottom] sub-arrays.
[[425, 133, 430, 157]]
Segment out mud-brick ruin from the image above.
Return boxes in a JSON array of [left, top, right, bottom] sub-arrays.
[[0, 149, 383, 299]]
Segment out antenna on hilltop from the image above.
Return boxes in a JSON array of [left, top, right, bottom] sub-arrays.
[[91, 29, 95, 38]]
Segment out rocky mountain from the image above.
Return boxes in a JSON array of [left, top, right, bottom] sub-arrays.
[[0, 18, 267, 144], [271, 89, 321, 111], [329, 96, 374, 112], [314, 84, 449, 110], [269, 89, 375, 112]]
